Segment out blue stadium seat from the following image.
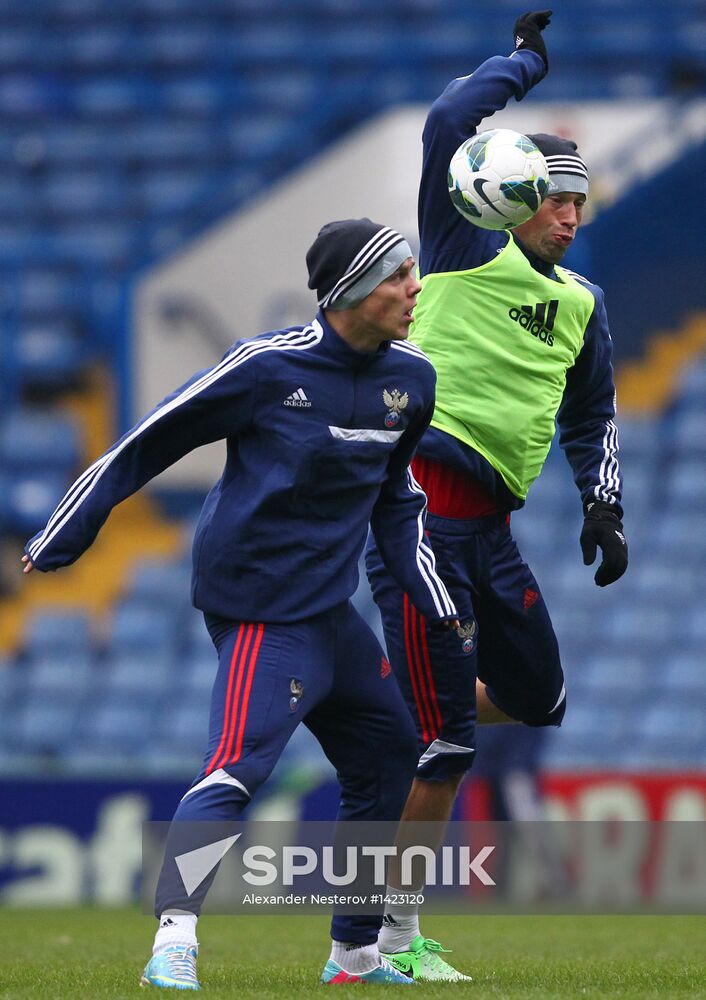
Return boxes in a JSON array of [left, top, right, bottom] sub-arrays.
[[23, 652, 94, 701], [119, 120, 219, 164], [0, 74, 66, 118], [135, 24, 222, 67], [74, 700, 154, 752], [662, 652, 706, 699], [158, 77, 231, 117], [15, 702, 79, 754], [108, 599, 181, 656], [158, 699, 211, 748], [39, 171, 134, 218], [0, 175, 33, 219], [63, 26, 136, 69], [185, 611, 214, 656], [579, 651, 649, 700], [183, 652, 216, 698], [100, 651, 172, 700], [0, 407, 82, 473], [15, 321, 89, 389], [655, 510, 706, 562], [634, 704, 706, 754], [14, 268, 83, 318], [667, 458, 706, 509], [677, 355, 706, 403], [670, 409, 706, 456], [126, 558, 193, 608], [628, 562, 701, 605], [679, 607, 706, 647], [615, 416, 662, 463], [23, 609, 93, 657], [137, 170, 210, 216], [0, 660, 20, 714], [601, 604, 676, 644], [0, 471, 70, 535]]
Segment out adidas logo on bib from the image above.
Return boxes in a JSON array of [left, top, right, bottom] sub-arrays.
[[508, 299, 558, 346]]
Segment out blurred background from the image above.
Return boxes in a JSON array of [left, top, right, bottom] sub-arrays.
[[0, 0, 705, 904]]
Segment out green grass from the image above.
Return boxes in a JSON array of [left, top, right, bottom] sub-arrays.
[[1, 909, 704, 998]]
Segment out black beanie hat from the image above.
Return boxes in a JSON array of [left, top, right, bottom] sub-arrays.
[[526, 133, 589, 195], [306, 218, 411, 310]]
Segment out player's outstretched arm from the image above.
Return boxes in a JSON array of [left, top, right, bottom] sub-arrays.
[[418, 11, 552, 264], [22, 354, 255, 574]]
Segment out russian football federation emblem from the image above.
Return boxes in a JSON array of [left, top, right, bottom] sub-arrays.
[[383, 388, 409, 427], [289, 678, 304, 711], [456, 620, 476, 654]]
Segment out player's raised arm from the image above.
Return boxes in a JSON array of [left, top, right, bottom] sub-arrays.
[[418, 10, 552, 266]]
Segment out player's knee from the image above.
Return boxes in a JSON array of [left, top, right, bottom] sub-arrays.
[[522, 687, 567, 728], [417, 748, 475, 782]]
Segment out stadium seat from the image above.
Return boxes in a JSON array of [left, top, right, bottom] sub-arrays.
[[677, 355, 706, 402], [108, 599, 181, 656], [157, 699, 211, 748], [15, 321, 89, 390], [662, 653, 706, 699], [74, 700, 154, 752], [99, 651, 172, 701], [666, 458, 706, 509], [0, 660, 20, 714], [0, 408, 82, 473], [0, 471, 71, 535], [39, 170, 134, 218], [15, 702, 79, 754], [126, 558, 193, 608], [183, 651, 216, 698], [23, 608, 93, 657], [670, 410, 706, 457], [635, 704, 706, 754], [185, 611, 214, 656], [23, 652, 94, 701]]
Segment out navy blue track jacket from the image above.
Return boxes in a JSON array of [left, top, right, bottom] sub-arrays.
[[417, 48, 622, 516], [26, 314, 457, 625]]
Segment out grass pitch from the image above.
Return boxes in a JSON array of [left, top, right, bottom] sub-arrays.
[[0, 909, 704, 998]]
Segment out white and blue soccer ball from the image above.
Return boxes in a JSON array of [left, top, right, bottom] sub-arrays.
[[448, 128, 549, 231]]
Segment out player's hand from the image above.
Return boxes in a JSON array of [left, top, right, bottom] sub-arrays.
[[21, 554, 34, 574], [580, 501, 628, 587], [513, 10, 552, 71]]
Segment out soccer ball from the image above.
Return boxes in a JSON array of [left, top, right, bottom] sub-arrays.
[[448, 128, 549, 230]]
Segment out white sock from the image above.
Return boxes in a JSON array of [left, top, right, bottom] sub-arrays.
[[153, 912, 198, 955], [377, 887, 420, 954], [329, 941, 381, 973]]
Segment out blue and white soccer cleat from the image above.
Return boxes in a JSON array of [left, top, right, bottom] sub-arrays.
[[320, 957, 416, 985], [140, 945, 200, 990]]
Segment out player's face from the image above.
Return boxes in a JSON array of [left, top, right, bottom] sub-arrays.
[[513, 191, 586, 264], [355, 258, 421, 344]]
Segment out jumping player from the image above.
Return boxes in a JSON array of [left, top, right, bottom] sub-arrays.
[[366, 11, 628, 980]]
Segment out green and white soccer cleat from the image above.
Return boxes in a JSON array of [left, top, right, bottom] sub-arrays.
[[320, 957, 416, 985], [140, 945, 200, 990], [381, 935, 472, 982]]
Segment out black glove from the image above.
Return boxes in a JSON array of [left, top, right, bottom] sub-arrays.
[[513, 10, 552, 71], [580, 500, 628, 587]]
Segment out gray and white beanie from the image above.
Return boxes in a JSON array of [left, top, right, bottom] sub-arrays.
[[527, 133, 589, 196], [306, 218, 413, 311]]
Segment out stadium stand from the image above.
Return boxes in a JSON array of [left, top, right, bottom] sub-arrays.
[[0, 1, 704, 780]]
